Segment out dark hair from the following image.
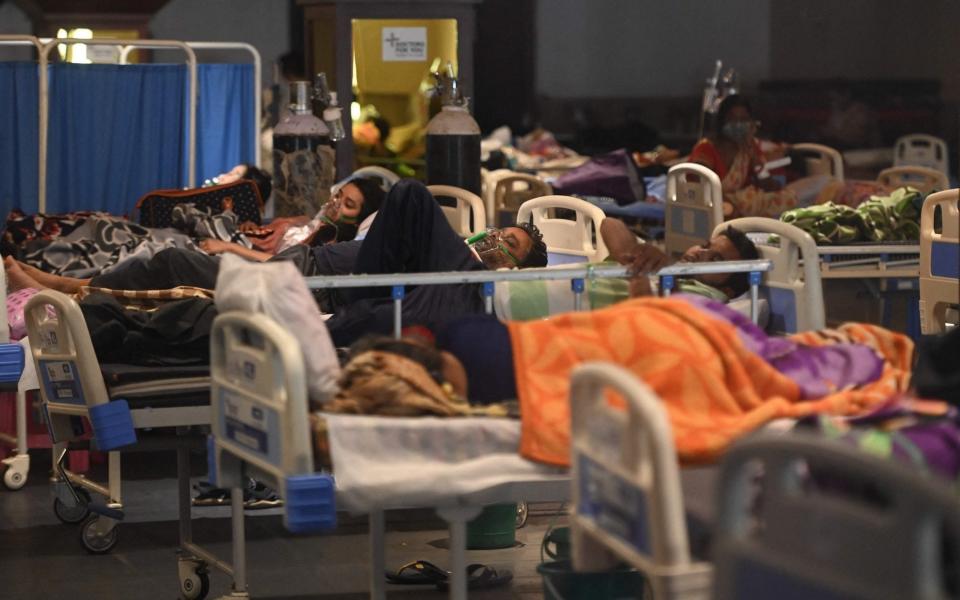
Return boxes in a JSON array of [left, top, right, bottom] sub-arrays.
[[515, 221, 548, 268], [715, 94, 753, 135], [241, 164, 272, 201], [346, 176, 386, 223], [719, 225, 760, 297], [349, 335, 444, 383]]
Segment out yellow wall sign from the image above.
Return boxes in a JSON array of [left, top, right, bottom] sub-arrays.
[[382, 27, 427, 62]]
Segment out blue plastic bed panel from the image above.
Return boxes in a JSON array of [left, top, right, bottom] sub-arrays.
[[669, 205, 710, 239], [89, 399, 137, 450], [206, 435, 219, 488], [284, 474, 337, 533], [576, 454, 651, 555], [931, 241, 959, 278], [217, 388, 283, 468], [0, 344, 25, 384], [766, 288, 798, 335], [38, 359, 85, 406]]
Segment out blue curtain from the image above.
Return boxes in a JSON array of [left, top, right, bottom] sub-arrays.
[[195, 63, 256, 186], [0, 63, 39, 216], [46, 63, 188, 215]]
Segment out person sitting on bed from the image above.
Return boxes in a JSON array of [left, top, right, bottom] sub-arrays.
[[690, 95, 835, 219], [199, 175, 386, 260], [599, 217, 760, 301]]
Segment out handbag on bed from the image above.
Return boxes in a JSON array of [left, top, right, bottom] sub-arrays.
[[134, 180, 264, 228]]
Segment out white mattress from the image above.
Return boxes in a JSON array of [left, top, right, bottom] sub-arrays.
[[323, 414, 568, 514]]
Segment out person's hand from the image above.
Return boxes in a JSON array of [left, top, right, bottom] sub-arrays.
[[619, 244, 668, 276], [200, 239, 232, 255]]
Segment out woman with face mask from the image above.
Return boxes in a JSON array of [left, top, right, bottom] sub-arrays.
[[689, 95, 803, 219]]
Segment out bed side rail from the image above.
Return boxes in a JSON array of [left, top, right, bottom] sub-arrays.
[[569, 362, 712, 599], [24, 290, 117, 446], [919, 188, 960, 334], [714, 432, 960, 600], [208, 311, 335, 533], [665, 163, 725, 260]]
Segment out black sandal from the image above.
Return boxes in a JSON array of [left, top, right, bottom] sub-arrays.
[[435, 563, 513, 591], [385, 560, 449, 585]]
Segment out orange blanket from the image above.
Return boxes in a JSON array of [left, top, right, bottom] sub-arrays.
[[507, 297, 913, 467]]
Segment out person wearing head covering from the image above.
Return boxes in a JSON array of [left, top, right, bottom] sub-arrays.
[[199, 175, 386, 260]]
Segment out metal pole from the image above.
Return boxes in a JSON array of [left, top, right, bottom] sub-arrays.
[[368, 510, 386, 600], [391, 286, 404, 339], [231, 486, 248, 593], [749, 271, 762, 324]]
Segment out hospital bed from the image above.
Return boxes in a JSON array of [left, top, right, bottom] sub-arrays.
[[427, 184, 487, 237], [22, 290, 218, 594], [516, 195, 609, 264], [18, 255, 769, 597], [918, 188, 960, 334], [713, 433, 960, 599], [569, 364, 960, 600], [894, 133, 950, 180], [877, 165, 949, 194], [203, 258, 773, 600], [664, 144, 846, 262], [791, 142, 845, 181]]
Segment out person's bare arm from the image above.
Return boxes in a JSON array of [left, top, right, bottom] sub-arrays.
[[600, 218, 668, 274], [200, 239, 273, 262]]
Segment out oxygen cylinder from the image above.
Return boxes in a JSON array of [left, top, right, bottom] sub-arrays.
[[425, 68, 482, 197], [272, 81, 335, 217]]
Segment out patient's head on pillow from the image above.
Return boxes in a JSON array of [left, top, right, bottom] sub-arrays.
[[214, 163, 272, 201], [678, 226, 759, 298], [348, 334, 468, 399]]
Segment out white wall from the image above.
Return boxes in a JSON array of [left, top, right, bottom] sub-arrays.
[[150, 0, 291, 87], [536, 0, 772, 98]]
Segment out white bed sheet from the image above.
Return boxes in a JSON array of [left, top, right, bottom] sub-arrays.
[[323, 413, 568, 514]]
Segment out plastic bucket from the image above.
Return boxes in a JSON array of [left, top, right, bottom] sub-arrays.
[[466, 503, 516, 549], [537, 560, 645, 600]]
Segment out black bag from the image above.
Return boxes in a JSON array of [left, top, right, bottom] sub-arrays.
[[135, 180, 263, 227]]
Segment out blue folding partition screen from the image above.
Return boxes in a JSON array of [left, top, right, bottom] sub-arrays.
[[0, 62, 255, 217]]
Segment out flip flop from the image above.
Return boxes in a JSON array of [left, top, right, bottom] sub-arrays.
[[435, 563, 513, 591], [385, 560, 450, 585]]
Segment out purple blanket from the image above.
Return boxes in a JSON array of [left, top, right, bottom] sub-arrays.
[[681, 295, 884, 398]]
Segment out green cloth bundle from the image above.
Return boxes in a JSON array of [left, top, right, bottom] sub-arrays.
[[779, 186, 924, 244]]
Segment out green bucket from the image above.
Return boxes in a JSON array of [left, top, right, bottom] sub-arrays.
[[537, 560, 645, 600], [466, 503, 517, 549]]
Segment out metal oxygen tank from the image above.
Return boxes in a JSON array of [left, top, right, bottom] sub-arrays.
[[425, 63, 482, 196], [272, 80, 335, 217]]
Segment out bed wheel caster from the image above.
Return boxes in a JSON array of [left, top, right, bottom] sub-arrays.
[[516, 501, 529, 528], [53, 486, 91, 524], [178, 559, 210, 600], [79, 514, 119, 554], [3, 465, 26, 490]]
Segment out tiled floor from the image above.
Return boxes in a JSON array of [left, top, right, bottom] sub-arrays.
[[0, 449, 565, 599]]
